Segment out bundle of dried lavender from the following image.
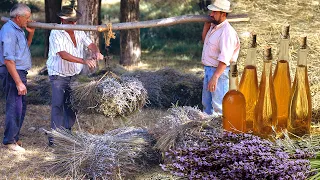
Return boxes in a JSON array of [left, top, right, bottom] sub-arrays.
[[47, 127, 160, 179], [70, 76, 147, 117]]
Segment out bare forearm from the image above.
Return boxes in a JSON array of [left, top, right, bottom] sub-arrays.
[[88, 43, 100, 53], [213, 61, 227, 79], [4, 60, 22, 85], [57, 51, 85, 64], [27, 31, 35, 46], [202, 22, 211, 42]]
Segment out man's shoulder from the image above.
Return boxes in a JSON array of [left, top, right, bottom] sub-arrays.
[[222, 21, 238, 35], [50, 29, 62, 34], [1, 22, 15, 33]]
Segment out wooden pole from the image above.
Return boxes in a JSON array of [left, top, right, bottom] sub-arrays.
[[1, 14, 249, 32]]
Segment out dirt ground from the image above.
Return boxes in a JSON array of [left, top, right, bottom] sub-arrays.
[[0, 102, 178, 179]]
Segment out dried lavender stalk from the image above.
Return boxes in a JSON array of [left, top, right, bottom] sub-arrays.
[[47, 127, 160, 179]]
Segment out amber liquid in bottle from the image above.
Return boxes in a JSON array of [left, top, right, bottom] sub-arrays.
[[288, 36, 311, 137], [239, 35, 259, 132], [223, 62, 246, 133], [254, 47, 277, 139], [273, 25, 291, 130]]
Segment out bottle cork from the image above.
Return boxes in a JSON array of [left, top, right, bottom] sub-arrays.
[[281, 24, 290, 39], [230, 61, 238, 77], [300, 35, 307, 49], [249, 33, 257, 48], [264, 46, 273, 61]]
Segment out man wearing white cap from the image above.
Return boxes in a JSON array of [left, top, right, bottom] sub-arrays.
[[201, 0, 240, 115]]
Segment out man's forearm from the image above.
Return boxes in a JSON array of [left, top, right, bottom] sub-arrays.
[[27, 31, 35, 46], [202, 22, 211, 42], [57, 51, 85, 64], [4, 60, 22, 85], [213, 61, 227, 79], [88, 43, 100, 53]]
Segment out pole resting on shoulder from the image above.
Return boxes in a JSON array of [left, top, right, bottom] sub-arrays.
[[1, 14, 249, 31]]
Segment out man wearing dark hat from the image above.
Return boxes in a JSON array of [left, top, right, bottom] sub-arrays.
[[0, 3, 35, 152], [201, 0, 240, 115], [46, 6, 103, 145]]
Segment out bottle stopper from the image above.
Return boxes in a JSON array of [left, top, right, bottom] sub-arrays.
[[230, 61, 238, 77], [300, 35, 307, 49], [264, 46, 273, 61], [249, 33, 257, 48], [281, 24, 290, 39]]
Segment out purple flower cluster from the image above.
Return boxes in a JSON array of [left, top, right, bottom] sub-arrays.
[[161, 131, 314, 180]]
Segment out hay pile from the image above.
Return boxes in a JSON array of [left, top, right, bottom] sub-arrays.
[[26, 75, 51, 105], [124, 68, 203, 108], [150, 106, 221, 152], [47, 127, 160, 179], [70, 76, 147, 117]]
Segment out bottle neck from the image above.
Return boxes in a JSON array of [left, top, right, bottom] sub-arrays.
[[245, 48, 257, 66], [263, 61, 272, 76], [229, 73, 239, 90], [297, 48, 308, 66], [279, 38, 290, 61]]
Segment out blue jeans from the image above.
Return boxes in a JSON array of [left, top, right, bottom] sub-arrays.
[[202, 66, 229, 115], [49, 75, 76, 143], [3, 70, 27, 145]]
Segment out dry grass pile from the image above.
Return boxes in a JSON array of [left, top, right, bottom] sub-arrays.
[[150, 106, 221, 152], [124, 68, 203, 108], [46, 127, 160, 179], [27, 75, 51, 105], [71, 75, 147, 117], [233, 0, 320, 121]]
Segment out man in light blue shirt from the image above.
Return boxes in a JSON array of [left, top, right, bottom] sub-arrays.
[[0, 3, 35, 152]]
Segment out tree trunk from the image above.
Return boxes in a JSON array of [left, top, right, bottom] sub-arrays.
[[77, 0, 101, 45], [44, 0, 62, 58], [120, 0, 141, 66], [77, 0, 101, 74]]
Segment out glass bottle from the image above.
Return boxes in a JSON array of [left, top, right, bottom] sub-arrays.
[[254, 47, 277, 138], [273, 24, 291, 130], [288, 36, 311, 137], [239, 33, 259, 133], [223, 62, 246, 133]]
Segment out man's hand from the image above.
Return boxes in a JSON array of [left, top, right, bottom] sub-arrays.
[[16, 82, 27, 96], [84, 59, 97, 69], [208, 75, 219, 92], [25, 20, 35, 34], [92, 52, 104, 60]]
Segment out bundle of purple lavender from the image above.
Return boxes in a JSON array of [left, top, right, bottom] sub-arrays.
[[155, 106, 320, 180]]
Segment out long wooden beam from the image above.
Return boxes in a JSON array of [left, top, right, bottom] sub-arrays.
[[1, 14, 249, 32]]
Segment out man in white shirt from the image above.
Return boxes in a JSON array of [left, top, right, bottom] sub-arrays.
[[201, 0, 240, 115], [46, 6, 103, 146]]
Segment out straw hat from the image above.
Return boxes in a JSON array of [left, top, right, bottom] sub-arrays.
[[207, 0, 232, 13], [57, 6, 82, 21]]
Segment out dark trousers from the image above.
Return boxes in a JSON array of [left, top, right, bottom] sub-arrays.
[[0, 66, 7, 97], [3, 70, 27, 145], [49, 75, 76, 142]]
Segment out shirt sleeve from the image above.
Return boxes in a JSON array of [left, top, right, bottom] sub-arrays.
[[217, 29, 239, 66], [49, 30, 66, 55], [80, 31, 93, 47], [2, 29, 17, 61]]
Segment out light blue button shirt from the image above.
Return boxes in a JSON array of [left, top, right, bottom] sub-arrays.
[[0, 20, 32, 70]]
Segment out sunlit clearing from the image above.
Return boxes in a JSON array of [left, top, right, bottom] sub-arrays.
[[28, 66, 43, 77]]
